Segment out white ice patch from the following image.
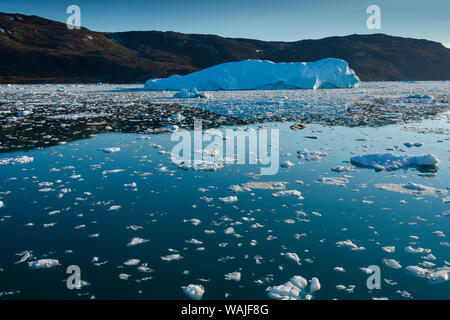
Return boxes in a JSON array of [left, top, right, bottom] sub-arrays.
[[161, 254, 183, 261], [242, 181, 287, 190], [375, 183, 447, 197], [283, 252, 301, 265], [173, 88, 209, 99], [219, 196, 238, 204], [98, 147, 120, 153], [176, 160, 223, 171], [127, 237, 149, 247], [297, 149, 327, 161], [384, 259, 402, 269], [28, 259, 60, 269], [315, 177, 349, 187], [0, 156, 34, 165], [268, 275, 320, 300], [183, 284, 205, 300], [224, 272, 241, 281], [272, 190, 303, 198]]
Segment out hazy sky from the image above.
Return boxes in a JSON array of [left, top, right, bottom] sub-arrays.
[[1, 0, 449, 45]]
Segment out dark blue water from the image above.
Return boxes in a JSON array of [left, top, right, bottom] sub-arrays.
[[0, 120, 448, 299]]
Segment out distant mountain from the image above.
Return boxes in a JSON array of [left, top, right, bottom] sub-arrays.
[[1, 12, 450, 83]]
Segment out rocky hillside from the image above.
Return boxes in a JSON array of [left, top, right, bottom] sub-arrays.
[[1, 12, 450, 83]]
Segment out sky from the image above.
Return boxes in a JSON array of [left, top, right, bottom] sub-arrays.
[[1, 0, 449, 46]]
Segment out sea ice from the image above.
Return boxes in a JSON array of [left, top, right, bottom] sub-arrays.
[[0, 156, 34, 165], [375, 183, 447, 197], [28, 259, 60, 269], [127, 237, 149, 247], [315, 177, 349, 187], [224, 272, 241, 281], [183, 284, 205, 300]]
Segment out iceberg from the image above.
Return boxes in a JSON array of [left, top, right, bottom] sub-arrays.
[[144, 58, 360, 91]]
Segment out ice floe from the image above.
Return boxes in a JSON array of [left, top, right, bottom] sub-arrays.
[[0, 155, 34, 165], [375, 183, 447, 197], [268, 275, 321, 300], [145, 58, 360, 90], [315, 177, 349, 187]]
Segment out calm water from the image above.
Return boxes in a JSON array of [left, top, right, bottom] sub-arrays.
[[0, 119, 449, 300]]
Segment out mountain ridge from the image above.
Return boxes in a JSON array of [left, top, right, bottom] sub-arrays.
[[1, 12, 450, 83]]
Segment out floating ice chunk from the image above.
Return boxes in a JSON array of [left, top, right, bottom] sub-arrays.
[[123, 259, 140, 266], [333, 267, 346, 272], [219, 196, 238, 203], [404, 246, 431, 254], [280, 161, 295, 168], [228, 185, 249, 193], [173, 88, 209, 99], [375, 183, 447, 197], [159, 125, 179, 133], [145, 58, 360, 90], [15, 251, 32, 264], [108, 205, 122, 211], [350, 153, 439, 170], [428, 268, 450, 284], [382, 246, 396, 253], [272, 190, 303, 198], [177, 160, 223, 171], [224, 272, 241, 281], [28, 259, 60, 269], [268, 275, 320, 300], [310, 278, 321, 293], [283, 252, 301, 265], [186, 239, 203, 245], [268, 281, 301, 300], [289, 276, 307, 290], [336, 240, 365, 251], [98, 147, 120, 153], [184, 218, 201, 226], [0, 201, 3, 209], [183, 284, 205, 300], [384, 259, 402, 269], [161, 254, 183, 261], [242, 181, 287, 190], [119, 273, 130, 280], [315, 177, 349, 187], [127, 237, 149, 247], [297, 149, 327, 161], [224, 227, 235, 235], [331, 166, 355, 172], [0, 156, 34, 165], [404, 142, 423, 148], [405, 266, 428, 278]]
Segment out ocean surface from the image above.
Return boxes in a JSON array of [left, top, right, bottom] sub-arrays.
[[0, 83, 449, 300]]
